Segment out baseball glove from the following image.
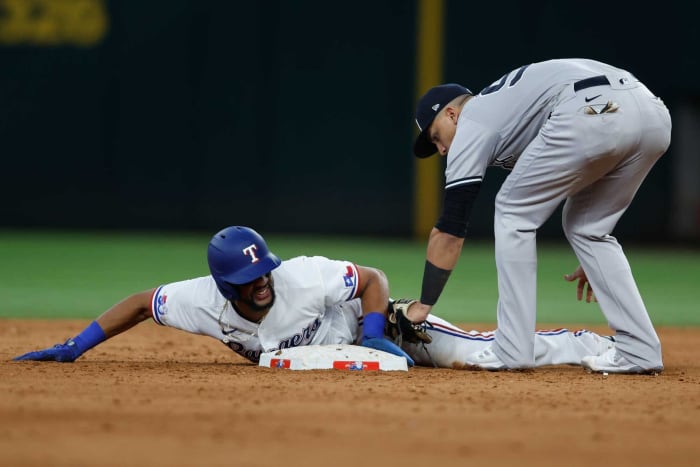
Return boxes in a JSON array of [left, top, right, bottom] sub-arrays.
[[386, 299, 432, 345]]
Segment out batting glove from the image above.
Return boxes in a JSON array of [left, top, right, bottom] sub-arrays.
[[13, 320, 106, 363], [13, 339, 83, 362]]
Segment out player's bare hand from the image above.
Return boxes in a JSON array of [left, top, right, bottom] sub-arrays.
[[564, 265, 597, 303], [405, 301, 431, 322]]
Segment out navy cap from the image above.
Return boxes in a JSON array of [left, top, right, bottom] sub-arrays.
[[413, 83, 472, 158]]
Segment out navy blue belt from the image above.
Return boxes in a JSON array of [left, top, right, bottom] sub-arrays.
[[573, 75, 610, 92]]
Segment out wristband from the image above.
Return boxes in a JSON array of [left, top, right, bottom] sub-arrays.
[[420, 261, 452, 306], [69, 320, 107, 355], [362, 312, 385, 340]]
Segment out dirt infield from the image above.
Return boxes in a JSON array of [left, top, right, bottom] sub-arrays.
[[2, 319, 699, 467]]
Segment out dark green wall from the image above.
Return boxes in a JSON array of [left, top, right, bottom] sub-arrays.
[[0, 0, 695, 240], [0, 0, 417, 236]]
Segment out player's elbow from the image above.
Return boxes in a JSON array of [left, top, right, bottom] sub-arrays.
[[369, 266, 389, 290], [358, 266, 390, 295]]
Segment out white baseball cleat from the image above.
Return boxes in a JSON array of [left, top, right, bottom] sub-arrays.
[[592, 334, 616, 356], [581, 347, 663, 375], [464, 346, 508, 371]]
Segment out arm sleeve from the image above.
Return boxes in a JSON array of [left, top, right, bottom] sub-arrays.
[[434, 182, 481, 238], [149, 276, 222, 336], [307, 256, 360, 306]]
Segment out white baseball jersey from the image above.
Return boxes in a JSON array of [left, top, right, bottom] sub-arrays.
[[150, 256, 364, 363]]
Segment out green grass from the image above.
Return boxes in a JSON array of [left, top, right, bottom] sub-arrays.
[[0, 230, 697, 326]]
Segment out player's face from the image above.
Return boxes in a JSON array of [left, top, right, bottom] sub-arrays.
[[429, 108, 458, 156], [236, 272, 276, 312]]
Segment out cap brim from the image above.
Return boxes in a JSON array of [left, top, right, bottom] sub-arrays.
[[413, 130, 438, 158]]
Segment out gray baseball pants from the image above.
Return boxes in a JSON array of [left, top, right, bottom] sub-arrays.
[[491, 73, 672, 369]]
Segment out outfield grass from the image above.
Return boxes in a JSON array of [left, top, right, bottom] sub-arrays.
[[0, 229, 697, 326]]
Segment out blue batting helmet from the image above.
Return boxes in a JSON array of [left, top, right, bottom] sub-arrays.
[[207, 226, 282, 300]]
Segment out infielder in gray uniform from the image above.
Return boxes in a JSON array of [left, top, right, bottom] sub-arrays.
[[403, 58, 671, 374]]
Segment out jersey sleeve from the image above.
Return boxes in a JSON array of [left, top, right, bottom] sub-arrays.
[[444, 118, 499, 188], [149, 276, 225, 338], [307, 256, 360, 307]]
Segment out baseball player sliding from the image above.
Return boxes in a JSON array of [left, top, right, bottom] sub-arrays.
[[14, 226, 613, 368], [404, 58, 671, 374]]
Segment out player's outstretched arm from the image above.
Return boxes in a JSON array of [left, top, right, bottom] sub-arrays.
[[13, 289, 156, 363], [354, 265, 415, 366]]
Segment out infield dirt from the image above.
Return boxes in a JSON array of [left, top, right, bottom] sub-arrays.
[[2, 319, 699, 467]]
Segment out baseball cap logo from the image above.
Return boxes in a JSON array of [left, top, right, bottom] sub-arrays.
[[242, 244, 260, 263], [431, 103, 440, 112]]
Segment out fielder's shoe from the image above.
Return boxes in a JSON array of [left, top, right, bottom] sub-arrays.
[[581, 347, 663, 375], [592, 334, 616, 356], [465, 346, 507, 371]]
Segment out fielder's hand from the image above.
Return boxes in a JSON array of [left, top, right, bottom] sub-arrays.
[[386, 299, 432, 345], [13, 339, 82, 362], [564, 265, 597, 303]]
